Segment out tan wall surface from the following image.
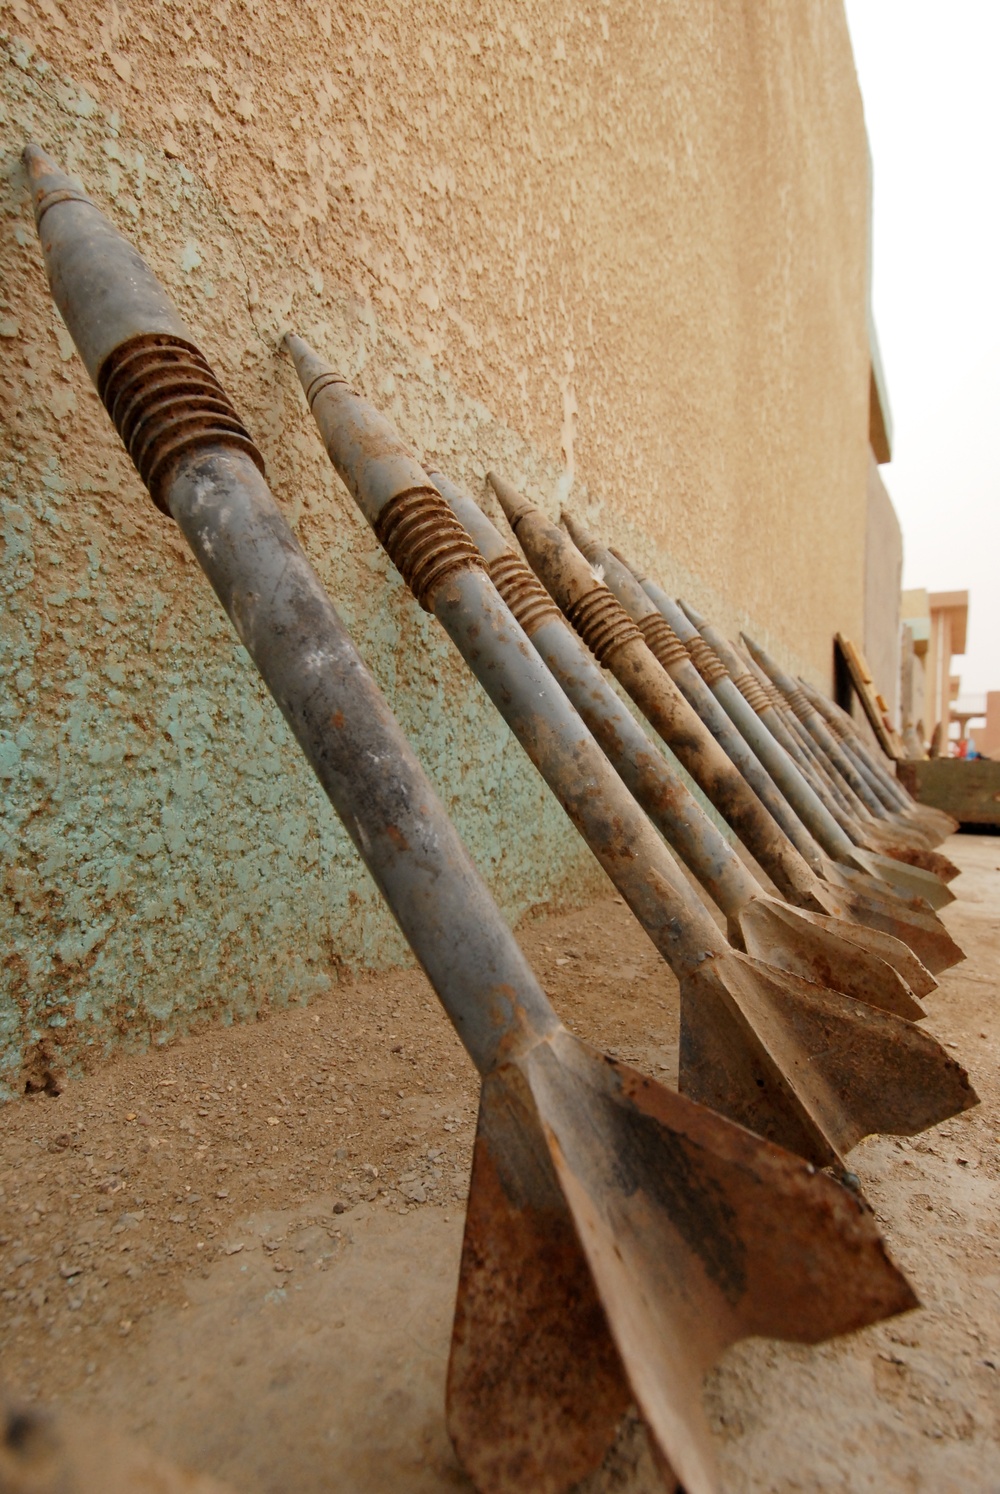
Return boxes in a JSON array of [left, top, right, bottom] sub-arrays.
[[3, 0, 871, 669], [0, 1, 873, 1086], [862, 449, 902, 734], [976, 692, 1000, 760]]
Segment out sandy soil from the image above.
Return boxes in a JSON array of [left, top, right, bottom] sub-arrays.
[[1, 834, 997, 1492]]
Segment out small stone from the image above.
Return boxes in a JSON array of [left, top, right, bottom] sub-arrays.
[[215, 1189, 229, 1198], [224, 1242, 244, 1255], [332, 1201, 347, 1214]]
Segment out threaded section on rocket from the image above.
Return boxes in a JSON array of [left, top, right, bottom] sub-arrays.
[[375, 488, 485, 612], [34, 185, 92, 226], [98, 334, 264, 514], [733, 671, 772, 715], [563, 585, 643, 666], [303, 369, 356, 406], [764, 679, 787, 713], [682, 634, 729, 687], [823, 713, 850, 741], [636, 613, 690, 672], [486, 552, 561, 636], [787, 686, 813, 722]]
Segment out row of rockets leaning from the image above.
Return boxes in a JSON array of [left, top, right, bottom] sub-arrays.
[[19, 143, 977, 1494]]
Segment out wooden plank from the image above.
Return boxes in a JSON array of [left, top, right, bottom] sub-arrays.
[[898, 759, 1000, 826], [834, 633, 905, 762]]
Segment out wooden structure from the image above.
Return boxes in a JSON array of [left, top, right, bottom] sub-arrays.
[[898, 760, 1000, 829], [835, 633, 905, 761]]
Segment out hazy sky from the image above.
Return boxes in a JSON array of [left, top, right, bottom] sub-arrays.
[[844, 1, 1000, 698]]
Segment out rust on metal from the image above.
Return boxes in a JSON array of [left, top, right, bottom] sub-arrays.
[[681, 630, 731, 688], [488, 475, 836, 911], [374, 487, 486, 612], [98, 334, 264, 512], [28, 140, 951, 1494], [741, 636, 956, 878], [636, 611, 694, 672], [562, 582, 646, 663], [800, 678, 959, 845], [745, 637, 959, 880], [432, 473, 937, 1021], [485, 551, 563, 635], [733, 668, 774, 715], [497, 483, 966, 974], [449, 1028, 921, 1494], [284, 396, 981, 1170], [561, 508, 852, 883], [678, 956, 976, 1161]]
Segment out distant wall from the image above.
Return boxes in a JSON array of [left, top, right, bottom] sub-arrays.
[[862, 451, 903, 737], [1, 2, 873, 1094], [976, 693, 1000, 760]]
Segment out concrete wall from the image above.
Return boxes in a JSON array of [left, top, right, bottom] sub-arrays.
[[977, 693, 1000, 760], [925, 592, 969, 745], [0, 2, 874, 1094], [861, 450, 902, 737]]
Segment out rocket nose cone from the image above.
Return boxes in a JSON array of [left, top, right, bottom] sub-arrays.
[[677, 598, 707, 629], [486, 470, 534, 529], [22, 141, 55, 174], [283, 333, 346, 407], [22, 142, 89, 226], [560, 508, 602, 565], [282, 331, 310, 362]]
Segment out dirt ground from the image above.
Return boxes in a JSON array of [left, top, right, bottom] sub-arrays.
[[1, 833, 998, 1492]]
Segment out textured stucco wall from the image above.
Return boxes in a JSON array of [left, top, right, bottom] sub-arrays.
[[862, 450, 902, 738], [1, 2, 872, 1094]]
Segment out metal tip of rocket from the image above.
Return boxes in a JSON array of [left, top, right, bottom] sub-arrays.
[[22, 141, 57, 175], [677, 597, 708, 629], [22, 142, 89, 227], [559, 505, 583, 538], [486, 470, 535, 530], [560, 507, 600, 564], [283, 332, 349, 409]]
